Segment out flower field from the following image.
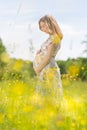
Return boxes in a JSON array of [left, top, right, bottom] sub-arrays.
[[0, 78, 87, 130]]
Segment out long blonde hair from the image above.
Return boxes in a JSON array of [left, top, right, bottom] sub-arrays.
[[39, 15, 63, 39]]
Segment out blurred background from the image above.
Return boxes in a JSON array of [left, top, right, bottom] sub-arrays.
[[0, 0, 87, 61]]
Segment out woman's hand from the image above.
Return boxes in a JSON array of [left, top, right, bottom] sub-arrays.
[[34, 42, 56, 75]]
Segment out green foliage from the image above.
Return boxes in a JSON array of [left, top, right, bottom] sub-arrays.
[[58, 58, 87, 81], [0, 62, 6, 80], [57, 60, 67, 74], [6, 71, 23, 80], [78, 58, 87, 80], [1, 58, 36, 81], [0, 38, 6, 54], [22, 61, 36, 79], [0, 38, 7, 80]]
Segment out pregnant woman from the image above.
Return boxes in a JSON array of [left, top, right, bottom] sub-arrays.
[[33, 15, 63, 90]]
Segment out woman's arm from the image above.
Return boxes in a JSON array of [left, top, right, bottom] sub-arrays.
[[57, 24, 63, 40], [34, 43, 56, 75]]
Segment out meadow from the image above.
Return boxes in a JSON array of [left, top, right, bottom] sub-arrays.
[[0, 40, 87, 130], [0, 78, 87, 130]]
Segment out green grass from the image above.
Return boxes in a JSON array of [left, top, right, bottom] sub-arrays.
[[0, 79, 87, 130]]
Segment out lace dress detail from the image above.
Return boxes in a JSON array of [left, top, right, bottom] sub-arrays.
[[33, 34, 62, 88]]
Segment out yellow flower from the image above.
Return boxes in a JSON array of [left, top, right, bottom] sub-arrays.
[[34, 106, 55, 125], [13, 60, 23, 71], [7, 114, 13, 121], [56, 121, 64, 127], [80, 119, 86, 125], [71, 122, 76, 127], [82, 128, 87, 130], [29, 93, 43, 106], [12, 82, 26, 96], [81, 66, 85, 70], [68, 65, 79, 76], [51, 34, 61, 44], [0, 113, 5, 124], [62, 78, 70, 86], [23, 105, 33, 112], [1, 52, 10, 63]]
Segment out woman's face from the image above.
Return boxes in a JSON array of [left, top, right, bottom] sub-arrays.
[[39, 21, 53, 34]]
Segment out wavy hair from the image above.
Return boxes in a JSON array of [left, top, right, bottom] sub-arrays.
[[39, 15, 63, 39]]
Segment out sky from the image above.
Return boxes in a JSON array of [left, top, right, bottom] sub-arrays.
[[0, 0, 87, 61]]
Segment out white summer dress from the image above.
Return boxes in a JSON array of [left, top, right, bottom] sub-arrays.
[[33, 34, 62, 89]]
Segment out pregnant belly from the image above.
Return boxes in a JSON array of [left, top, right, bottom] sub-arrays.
[[33, 53, 44, 68]]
